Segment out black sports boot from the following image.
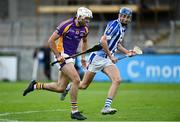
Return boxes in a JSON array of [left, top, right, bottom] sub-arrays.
[[71, 112, 87, 120], [23, 80, 37, 96]]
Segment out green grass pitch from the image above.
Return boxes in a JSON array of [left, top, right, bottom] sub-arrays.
[[0, 81, 180, 121]]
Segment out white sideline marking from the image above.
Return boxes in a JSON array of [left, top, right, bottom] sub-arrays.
[[0, 109, 68, 117]]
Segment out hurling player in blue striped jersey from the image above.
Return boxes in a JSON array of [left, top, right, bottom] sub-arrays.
[[61, 7, 137, 115]]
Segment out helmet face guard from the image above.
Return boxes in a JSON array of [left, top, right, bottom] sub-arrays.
[[76, 7, 93, 26], [119, 7, 132, 25], [77, 7, 93, 18]]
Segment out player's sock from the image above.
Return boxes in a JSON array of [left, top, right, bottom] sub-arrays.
[[104, 98, 113, 108], [71, 102, 78, 114], [66, 83, 72, 91], [34, 82, 45, 90]]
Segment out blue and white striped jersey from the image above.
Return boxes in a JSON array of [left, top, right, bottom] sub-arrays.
[[94, 19, 127, 58]]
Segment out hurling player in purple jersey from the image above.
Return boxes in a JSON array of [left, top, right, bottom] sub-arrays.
[[61, 7, 137, 115], [23, 7, 93, 120]]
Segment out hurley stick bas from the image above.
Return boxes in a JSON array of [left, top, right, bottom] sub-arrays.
[[50, 44, 102, 66]]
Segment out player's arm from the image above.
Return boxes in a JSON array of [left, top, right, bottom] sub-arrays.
[[101, 35, 117, 63], [48, 30, 64, 62], [101, 35, 112, 58], [117, 42, 136, 56], [80, 36, 88, 67], [81, 37, 88, 59]]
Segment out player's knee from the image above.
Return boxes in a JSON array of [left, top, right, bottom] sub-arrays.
[[117, 80, 121, 85], [72, 77, 81, 85], [56, 87, 65, 93], [113, 78, 121, 85], [79, 84, 88, 90], [56, 83, 66, 93]]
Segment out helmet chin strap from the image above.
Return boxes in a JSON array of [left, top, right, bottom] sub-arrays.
[[118, 18, 127, 26], [119, 18, 131, 26], [121, 23, 127, 26], [74, 17, 80, 26], [75, 17, 86, 26]]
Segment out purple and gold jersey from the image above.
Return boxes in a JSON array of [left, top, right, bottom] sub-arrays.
[[56, 18, 89, 56]]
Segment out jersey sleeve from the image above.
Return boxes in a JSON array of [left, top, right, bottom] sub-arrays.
[[104, 21, 118, 40], [56, 18, 72, 35]]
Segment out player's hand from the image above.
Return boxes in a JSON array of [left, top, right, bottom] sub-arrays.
[[56, 55, 65, 63], [81, 58, 87, 68], [127, 50, 136, 57], [110, 56, 118, 64]]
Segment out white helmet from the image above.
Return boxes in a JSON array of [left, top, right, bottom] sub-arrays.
[[76, 7, 93, 18]]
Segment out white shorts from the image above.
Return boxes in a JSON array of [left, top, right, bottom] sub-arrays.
[[87, 53, 115, 73], [54, 53, 75, 70]]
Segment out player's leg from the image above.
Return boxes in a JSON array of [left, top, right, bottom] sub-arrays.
[[60, 82, 71, 100], [61, 53, 98, 100], [79, 71, 95, 89], [43, 71, 69, 92], [23, 71, 69, 96], [61, 63, 87, 120], [101, 65, 121, 115], [103, 65, 121, 98], [79, 53, 101, 89], [60, 70, 95, 101]]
